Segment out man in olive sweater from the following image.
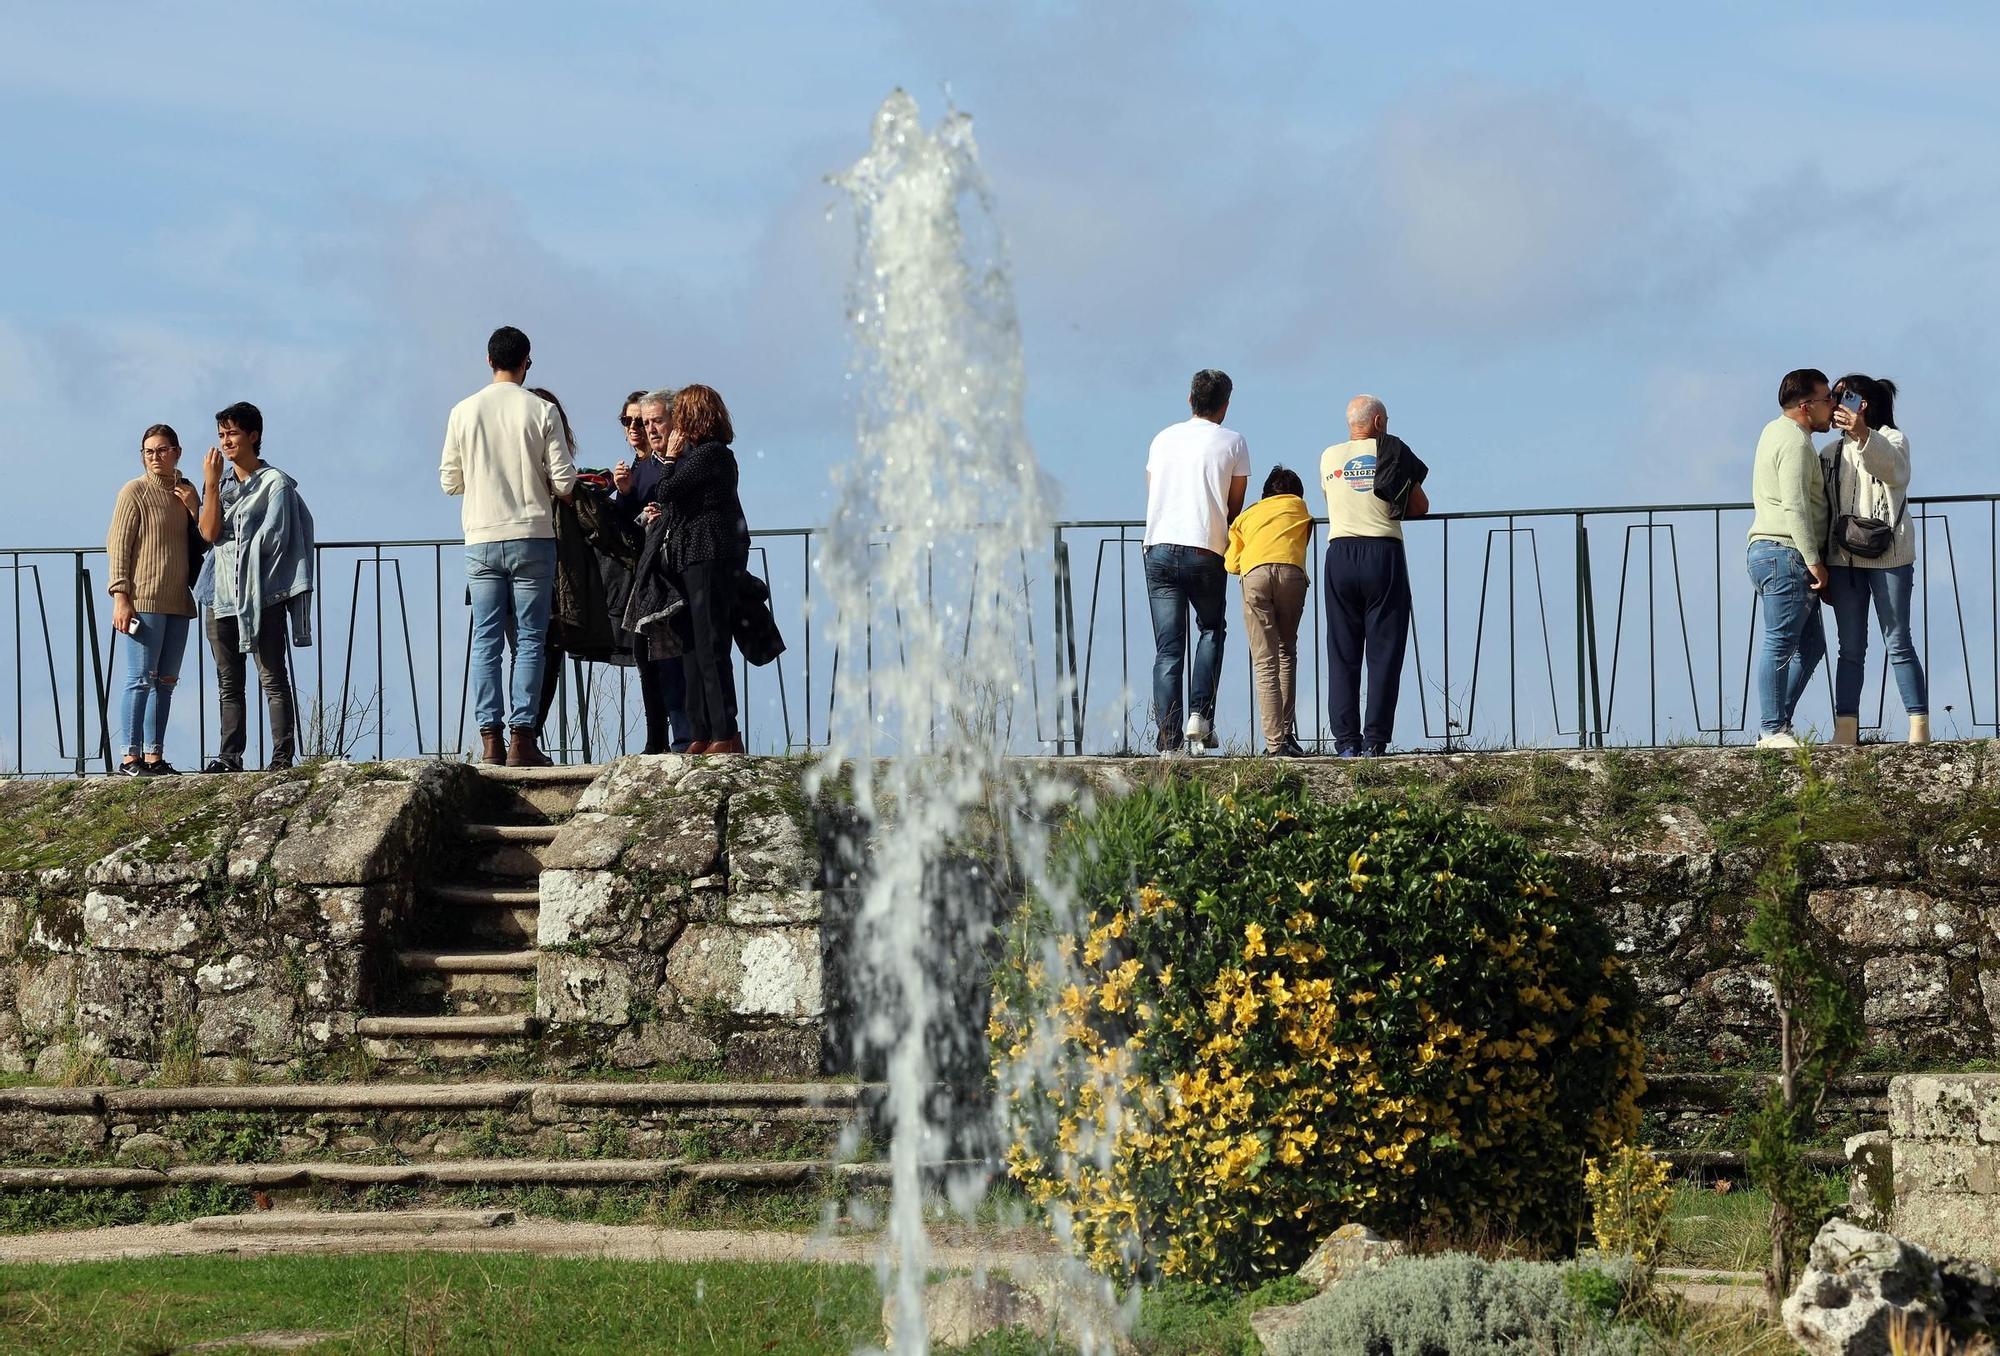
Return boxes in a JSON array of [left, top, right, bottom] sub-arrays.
[[1746, 368, 1835, 747]]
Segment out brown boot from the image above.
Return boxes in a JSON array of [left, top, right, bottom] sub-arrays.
[[704, 736, 745, 755], [507, 727, 552, 768], [479, 727, 506, 765]]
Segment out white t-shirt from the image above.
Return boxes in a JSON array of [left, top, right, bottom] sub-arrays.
[[1144, 417, 1251, 555], [1319, 439, 1403, 541], [439, 381, 579, 544]]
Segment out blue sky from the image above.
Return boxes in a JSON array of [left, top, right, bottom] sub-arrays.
[[5, 1, 1998, 545]]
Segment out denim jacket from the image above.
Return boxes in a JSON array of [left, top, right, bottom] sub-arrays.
[[195, 464, 315, 650]]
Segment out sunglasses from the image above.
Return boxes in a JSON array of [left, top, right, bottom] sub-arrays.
[[620, 416, 642, 428]]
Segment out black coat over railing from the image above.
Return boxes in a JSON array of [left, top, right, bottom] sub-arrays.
[[6, 496, 1995, 775]]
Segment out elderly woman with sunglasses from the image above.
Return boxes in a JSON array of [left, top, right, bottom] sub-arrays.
[[106, 424, 202, 774]]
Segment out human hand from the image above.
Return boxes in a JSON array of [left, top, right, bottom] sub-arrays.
[[1831, 399, 1869, 441], [640, 503, 661, 525], [111, 594, 135, 635], [1807, 563, 1830, 592], [613, 461, 633, 493], [204, 447, 225, 484], [171, 479, 200, 515]]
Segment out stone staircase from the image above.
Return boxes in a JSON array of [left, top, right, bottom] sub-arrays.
[[358, 764, 601, 1066]]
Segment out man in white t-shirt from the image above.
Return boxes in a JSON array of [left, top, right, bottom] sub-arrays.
[[1142, 369, 1250, 753], [1318, 394, 1429, 756], [440, 325, 578, 768]]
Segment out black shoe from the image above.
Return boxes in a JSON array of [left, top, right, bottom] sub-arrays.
[[143, 760, 181, 777], [266, 756, 293, 772], [1275, 737, 1309, 758], [203, 758, 242, 774], [117, 759, 145, 777]]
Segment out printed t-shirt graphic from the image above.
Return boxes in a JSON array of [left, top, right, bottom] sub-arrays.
[[1319, 439, 1402, 541]]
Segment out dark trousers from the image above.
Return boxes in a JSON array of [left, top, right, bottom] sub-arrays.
[[1142, 544, 1227, 749], [1323, 537, 1411, 755], [679, 560, 740, 743], [638, 656, 691, 753], [208, 609, 295, 766]]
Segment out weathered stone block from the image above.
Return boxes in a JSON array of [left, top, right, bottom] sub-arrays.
[[1894, 1191, 2000, 1268], [1925, 830, 2000, 891], [266, 772, 424, 885], [540, 813, 634, 872], [75, 952, 167, 1058], [1861, 955, 1955, 1026], [1890, 1074, 2000, 1142], [313, 887, 368, 946], [539, 955, 635, 1026], [725, 892, 823, 926], [1894, 1141, 1999, 1195], [606, 1019, 722, 1071], [1814, 839, 1917, 885], [665, 925, 823, 1019], [1811, 886, 1971, 952], [196, 984, 297, 1060], [0, 1110, 107, 1159], [16, 954, 80, 1037], [725, 1025, 821, 1077], [726, 768, 815, 893], [224, 777, 315, 882], [1846, 1131, 1893, 1229], [82, 890, 200, 953], [575, 755, 690, 813], [539, 872, 624, 948]]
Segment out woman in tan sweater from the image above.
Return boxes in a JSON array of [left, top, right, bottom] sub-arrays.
[[106, 424, 201, 775]]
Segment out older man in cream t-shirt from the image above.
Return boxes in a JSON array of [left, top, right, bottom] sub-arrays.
[[1319, 394, 1429, 757], [1143, 369, 1249, 754]]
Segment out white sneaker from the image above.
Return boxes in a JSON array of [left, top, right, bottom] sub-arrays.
[[1755, 730, 1801, 749], [1184, 713, 1214, 754]]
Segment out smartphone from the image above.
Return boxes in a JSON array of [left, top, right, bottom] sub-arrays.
[[1838, 389, 1864, 416]]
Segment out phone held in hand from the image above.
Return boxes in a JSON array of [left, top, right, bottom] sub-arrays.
[[124, 617, 142, 636], [1839, 389, 1864, 416]]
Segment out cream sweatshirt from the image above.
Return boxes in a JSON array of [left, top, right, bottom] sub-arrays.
[[439, 381, 578, 543], [1819, 427, 1914, 570]]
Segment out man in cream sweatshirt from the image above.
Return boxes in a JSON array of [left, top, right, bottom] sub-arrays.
[[441, 325, 577, 767], [1745, 368, 1834, 748]]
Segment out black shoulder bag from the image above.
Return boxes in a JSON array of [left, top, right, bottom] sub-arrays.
[[1830, 442, 1902, 561]]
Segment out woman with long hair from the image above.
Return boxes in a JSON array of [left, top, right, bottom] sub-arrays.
[[1822, 373, 1928, 744], [643, 384, 749, 754], [106, 424, 201, 774]]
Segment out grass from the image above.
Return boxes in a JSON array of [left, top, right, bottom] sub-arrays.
[[0, 1253, 885, 1355], [1660, 1180, 1777, 1273]]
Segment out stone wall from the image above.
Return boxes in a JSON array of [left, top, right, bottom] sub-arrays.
[[0, 761, 469, 1082], [536, 757, 824, 1077], [1041, 742, 2000, 1066], [1886, 1073, 2000, 1266]]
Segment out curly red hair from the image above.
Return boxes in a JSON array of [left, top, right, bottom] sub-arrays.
[[670, 384, 734, 448]]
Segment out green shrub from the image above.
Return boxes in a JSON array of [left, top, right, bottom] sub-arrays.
[[995, 781, 1645, 1286], [1268, 1254, 1643, 1356]]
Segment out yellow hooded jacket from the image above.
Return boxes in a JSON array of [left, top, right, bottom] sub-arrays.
[[1224, 493, 1314, 575]]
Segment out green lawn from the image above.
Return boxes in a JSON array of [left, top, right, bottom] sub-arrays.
[[0, 1254, 885, 1355]]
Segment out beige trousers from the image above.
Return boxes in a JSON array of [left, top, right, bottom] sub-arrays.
[[1242, 563, 1308, 751]]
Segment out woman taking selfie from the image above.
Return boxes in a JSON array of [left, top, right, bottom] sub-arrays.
[[106, 424, 201, 774], [1821, 373, 1928, 744]]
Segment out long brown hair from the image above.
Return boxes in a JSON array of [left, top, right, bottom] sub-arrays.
[[669, 384, 734, 448], [529, 388, 576, 453]]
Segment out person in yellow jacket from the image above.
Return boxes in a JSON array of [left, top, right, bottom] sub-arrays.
[[1225, 466, 1315, 756]]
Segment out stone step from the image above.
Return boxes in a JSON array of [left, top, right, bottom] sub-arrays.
[[395, 950, 538, 974], [474, 765, 606, 785], [460, 905, 540, 947], [0, 1081, 873, 1168], [356, 1015, 538, 1039], [427, 884, 541, 909], [459, 823, 562, 844], [0, 1158, 900, 1192], [190, 1209, 515, 1235], [397, 971, 535, 1018]]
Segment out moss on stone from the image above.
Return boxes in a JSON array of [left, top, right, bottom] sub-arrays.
[[0, 778, 243, 874]]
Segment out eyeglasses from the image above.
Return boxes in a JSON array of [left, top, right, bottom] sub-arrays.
[[619, 416, 642, 428], [142, 445, 180, 455]]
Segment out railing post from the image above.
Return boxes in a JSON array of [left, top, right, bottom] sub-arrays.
[[73, 552, 85, 777], [1573, 515, 1586, 750]]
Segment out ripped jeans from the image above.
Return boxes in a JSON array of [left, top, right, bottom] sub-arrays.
[[119, 612, 191, 759]]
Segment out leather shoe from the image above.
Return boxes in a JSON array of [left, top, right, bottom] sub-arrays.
[[506, 728, 552, 768], [703, 736, 745, 755], [683, 741, 711, 756], [479, 728, 506, 765]]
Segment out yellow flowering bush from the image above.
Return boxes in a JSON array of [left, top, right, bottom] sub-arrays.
[[992, 781, 1645, 1287], [1583, 1144, 1673, 1265]]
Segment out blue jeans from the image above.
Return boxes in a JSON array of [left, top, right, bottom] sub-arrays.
[[119, 612, 191, 759], [467, 538, 557, 732], [1143, 544, 1227, 748], [1828, 563, 1927, 717], [1747, 541, 1826, 735]]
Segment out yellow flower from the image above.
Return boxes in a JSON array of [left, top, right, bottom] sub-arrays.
[[1296, 880, 1317, 899], [1242, 922, 1268, 960]]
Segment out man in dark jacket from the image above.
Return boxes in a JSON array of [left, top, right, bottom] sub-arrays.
[[611, 388, 691, 753]]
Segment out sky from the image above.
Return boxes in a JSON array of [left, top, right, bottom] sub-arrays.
[[6, 1, 1999, 550], [3, 3, 1999, 765]]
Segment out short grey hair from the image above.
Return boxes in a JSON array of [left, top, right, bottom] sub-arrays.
[[639, 387, 676, 415], [1346, 394, 1386, 430]]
